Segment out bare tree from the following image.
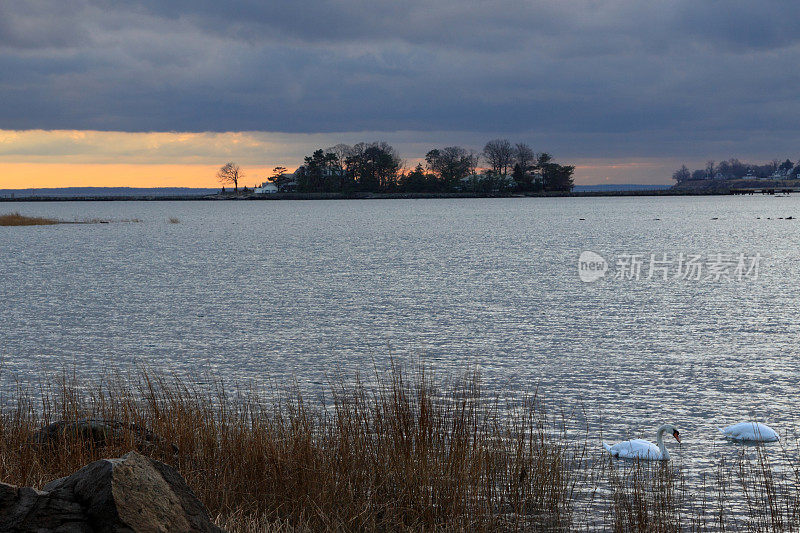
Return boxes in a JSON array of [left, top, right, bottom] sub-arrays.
[[704, 161, 715, 179], [483, 139, 514, 176], [769, 159, 780, 175], [514, 143, 536, 174], [325, 144, 353, 169], [217, 162, 243, 192]]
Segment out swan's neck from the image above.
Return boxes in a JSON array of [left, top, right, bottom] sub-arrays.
[[656, 426, 670, 460]]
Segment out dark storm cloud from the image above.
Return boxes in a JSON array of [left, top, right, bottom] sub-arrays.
[[2, 0, 800, 158]]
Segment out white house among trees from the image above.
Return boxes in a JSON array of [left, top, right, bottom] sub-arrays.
[[254, 181, 279, 194]]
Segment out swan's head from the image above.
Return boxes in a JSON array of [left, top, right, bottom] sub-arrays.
[[660, 424, 681, 443]]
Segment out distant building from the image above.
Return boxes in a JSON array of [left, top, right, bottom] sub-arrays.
[[494, 174, 517, 191], [743, 170, 759, 180], [254, 182, 279, 194], [458, 173, 517, 192], [320, 167, 346, 178], [770, 168, 790, 180]]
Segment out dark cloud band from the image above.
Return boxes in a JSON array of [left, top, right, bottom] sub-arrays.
[[1, 0, 799, 160]]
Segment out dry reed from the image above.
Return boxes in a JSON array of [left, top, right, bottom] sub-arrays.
[[0, 212, 140, 225], [0, 212, 61, 226], [0, 365, 798, 532], [0, 365, 578, 531]]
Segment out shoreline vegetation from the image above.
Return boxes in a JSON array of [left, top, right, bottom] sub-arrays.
[[0, 212, 62, 225], [673, 158, 800, 183], [0, 212, 141, 225], [3, 364, 798, 531], [219, 140, 577, 196], [0, 188, 748, 204]]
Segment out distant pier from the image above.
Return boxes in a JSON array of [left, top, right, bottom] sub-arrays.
[[730, 188, 796, 195]]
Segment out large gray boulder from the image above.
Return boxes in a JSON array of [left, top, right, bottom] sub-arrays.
[[0, 452, 223, 532]]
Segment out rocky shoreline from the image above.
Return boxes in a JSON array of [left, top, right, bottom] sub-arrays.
[[0, 451, 221, 532]]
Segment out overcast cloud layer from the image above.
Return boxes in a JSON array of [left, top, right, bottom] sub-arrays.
[[2, 0, 800, 163]]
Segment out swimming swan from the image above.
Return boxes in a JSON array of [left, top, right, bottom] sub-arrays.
[[603, 424, 681, 460], [720, 422, 779, 442]]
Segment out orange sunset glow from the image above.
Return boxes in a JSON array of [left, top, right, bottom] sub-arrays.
[[0, 163, 276, 189], [0, 129, 679, 189], [0, 129, 303, 189]]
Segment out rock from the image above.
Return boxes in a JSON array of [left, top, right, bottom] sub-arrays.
[[0, 451, 223, 532], [31, 419, 178, 455]]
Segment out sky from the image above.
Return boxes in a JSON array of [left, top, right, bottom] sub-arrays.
[[1, 0, 800, 188]]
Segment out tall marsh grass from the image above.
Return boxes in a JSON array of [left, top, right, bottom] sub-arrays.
[[0, 212, 140, 225], [0, 212, 61, 225], [0, 366, 579, 531], [0, 365, 797, 531]]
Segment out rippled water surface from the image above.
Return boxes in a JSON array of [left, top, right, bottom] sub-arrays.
[[2, 196, 800, 514]]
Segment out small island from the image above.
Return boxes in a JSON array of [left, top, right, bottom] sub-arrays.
[[217, 139, 576, 196]]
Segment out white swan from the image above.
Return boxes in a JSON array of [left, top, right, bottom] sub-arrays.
[[603, 424, 681, 460], [720, 422, 779, 442]]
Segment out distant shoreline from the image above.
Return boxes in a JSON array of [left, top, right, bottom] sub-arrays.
[[5, 178, 797, 201], [0, 189, 729, 202]]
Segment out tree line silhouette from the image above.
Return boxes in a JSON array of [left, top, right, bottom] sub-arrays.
[[672, 158, 800, 183], [217, 139, 575, 194]]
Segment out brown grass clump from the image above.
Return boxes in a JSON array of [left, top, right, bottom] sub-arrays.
[[0, 212, 142, 225], [3, 364, 798, 531], [603, 458, 684, 532], [0, 365, 579, 532], [726, 444, 800, 532], [0, 212, 61, 226]]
